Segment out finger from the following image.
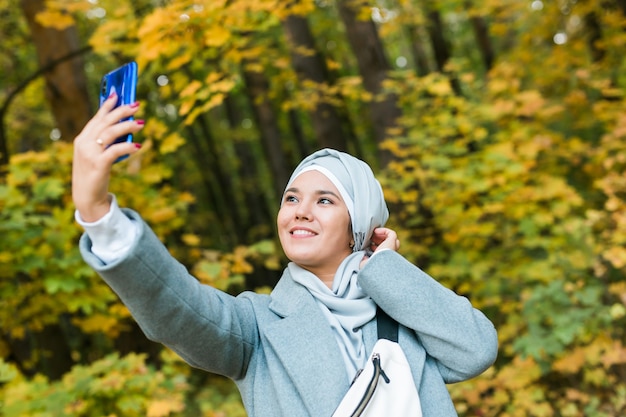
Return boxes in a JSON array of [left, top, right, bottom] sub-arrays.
[[99, 91, 119, 112], [75, 93, 128, 143], [371, 227, 394, 242], [371, 227, 399, 251], [100, 101, 141, 127], [97, 119, 144, 148], [101, 141, 143, 165], [89, 92, 120, 126]]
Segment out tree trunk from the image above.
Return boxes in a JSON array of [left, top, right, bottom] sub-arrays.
[[613, 0, 626, 16], [282, 13, 349, 151], [335, 0, 402, 166], [468, 10, 494, 71], [426, 9, 449, 73], [21, 0, 92, 141], [406, 24, 432, 76], [242, 64, 292, 196], [425, 8, 462, 95], [584, 11, 604, 63], [223, 96, 276, 239], [185, 121, 239, 246], [0, 45, 92, 167]]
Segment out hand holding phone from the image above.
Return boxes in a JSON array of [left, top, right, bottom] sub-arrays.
[[99, 61, 138, 161]]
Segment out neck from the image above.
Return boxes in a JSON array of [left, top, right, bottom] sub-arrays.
[[318, 274, 334, 289], [296, 265, 337, 289]]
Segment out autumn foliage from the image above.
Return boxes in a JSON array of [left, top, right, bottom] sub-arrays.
[[1, 0, 626, 415]]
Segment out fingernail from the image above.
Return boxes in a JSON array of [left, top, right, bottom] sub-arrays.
[[108, 91, 117, 98], [135, 119, 145, 125], [130, 101, 140, 108], [134, 143, 142, 149]]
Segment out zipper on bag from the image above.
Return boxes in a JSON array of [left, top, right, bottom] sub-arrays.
[[349, 353, 390, 417]]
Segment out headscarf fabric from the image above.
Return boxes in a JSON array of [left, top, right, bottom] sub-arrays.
[[284, 148, 389, 252], [283, 148, 389, 378]]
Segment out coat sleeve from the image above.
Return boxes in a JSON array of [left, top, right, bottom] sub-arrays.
[[358, 250, 498, 383], [79, 209, 259, 380]]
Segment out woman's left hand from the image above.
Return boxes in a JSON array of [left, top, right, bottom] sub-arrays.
[[360, 227, 400, 268]]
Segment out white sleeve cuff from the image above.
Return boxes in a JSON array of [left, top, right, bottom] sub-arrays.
[[370, 248, 393, 258], [75, 194, 138, 264]]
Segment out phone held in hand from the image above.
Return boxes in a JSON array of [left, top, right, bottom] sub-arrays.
[[99, 61, 138, 162]]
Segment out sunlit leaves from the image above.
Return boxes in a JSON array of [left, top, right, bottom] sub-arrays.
[[193, 239, 280, 292], [35, 9, 75, 30], [377, 3, 626, 413], [0, 352, 200, 417], [0, 140, 192, 372], [205, 26, 232, 48], [3, 0, 626, 415]]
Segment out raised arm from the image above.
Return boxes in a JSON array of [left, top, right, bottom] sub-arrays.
[[73, 97, 259, 379], [359, 240, 498, 383]]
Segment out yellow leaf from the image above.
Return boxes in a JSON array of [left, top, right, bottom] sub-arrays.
[[178, 192, 196, 203], [109, 303, 131, 319], [181, 234, 201, 246], [166, 51, 193, 71], [149, 207, 177, 223], [35, 10, 75, 30], [179, 98, 194, 117], [0, 251, 13, 263], [72, 315, 120, 336], [601, 341, 626, 369], [553, 346, 587, 374], [496, 356, 540, 389], [583, 367, 608, 386], [603, 246, 626, 269], [147, 399, 184, 417], [180, 80, 203, 99], [205, 71, 225, 84], [202, 93, 226, 111], [231, 246, 254, 274], [160, 133, 186, 154], [515, 90, 545, 117], [488, 77, 512, 95], [427, 79, 452, 96], [205, 26, 231, 47], [210, 78, 236, 93], [610, 303, 626, 319]]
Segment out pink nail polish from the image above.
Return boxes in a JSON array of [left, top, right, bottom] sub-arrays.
[[135, 119, 145, 125], [130, 101, 140, 108], [134, 143, 142, 149], [108, 91, 117, 98]]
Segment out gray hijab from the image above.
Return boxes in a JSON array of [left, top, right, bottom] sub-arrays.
[[283, 148, 389, 378], [284, 148, 389, 252]]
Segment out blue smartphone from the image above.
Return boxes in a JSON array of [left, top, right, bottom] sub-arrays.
[[99, 61, 138, 161]]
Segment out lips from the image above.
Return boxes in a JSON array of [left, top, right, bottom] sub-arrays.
[[290, 228, 317, 236]]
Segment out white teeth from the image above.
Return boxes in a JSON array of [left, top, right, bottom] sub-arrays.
[[292, 229, 315, 236]]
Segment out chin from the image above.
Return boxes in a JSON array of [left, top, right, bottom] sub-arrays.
[[287, 254, 317, 267]]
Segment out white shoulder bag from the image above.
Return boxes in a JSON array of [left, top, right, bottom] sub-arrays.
[[331, 308, 423, 417]]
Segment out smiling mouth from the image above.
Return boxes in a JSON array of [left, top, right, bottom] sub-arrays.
[[291, 229, 316, 236]]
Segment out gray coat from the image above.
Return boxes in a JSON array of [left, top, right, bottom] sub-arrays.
[[79, 209, 498, 416]]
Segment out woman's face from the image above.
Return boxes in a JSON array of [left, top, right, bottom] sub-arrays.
[[277, 170, 353, 278]]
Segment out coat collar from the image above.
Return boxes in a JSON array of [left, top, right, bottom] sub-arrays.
[[265, 270, 354, 415]]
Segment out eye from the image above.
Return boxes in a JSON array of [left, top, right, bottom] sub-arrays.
[[318, 197, 333, 205], [284, 194, 298, 203]]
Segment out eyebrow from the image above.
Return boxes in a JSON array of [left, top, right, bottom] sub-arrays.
[[285, 187, 342, 200]]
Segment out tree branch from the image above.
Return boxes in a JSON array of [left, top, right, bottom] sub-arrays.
[[0, 44, 92, 167]]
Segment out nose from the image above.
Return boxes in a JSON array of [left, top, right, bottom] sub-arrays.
[[295, 200, 312, 220]]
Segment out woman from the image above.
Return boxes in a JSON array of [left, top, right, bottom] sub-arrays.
[[73, 94, 498, 416]]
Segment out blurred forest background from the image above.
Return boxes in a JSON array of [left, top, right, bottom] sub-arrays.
[[1, 0, 626, 415]]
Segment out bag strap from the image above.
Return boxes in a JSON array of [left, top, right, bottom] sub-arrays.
[[376, 306, 398, 342]]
